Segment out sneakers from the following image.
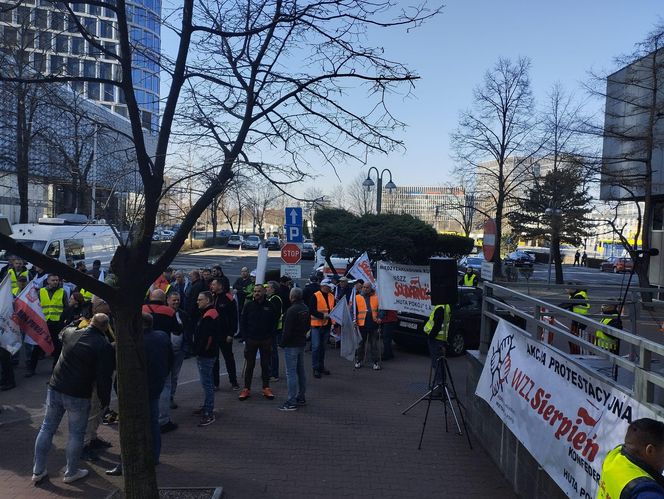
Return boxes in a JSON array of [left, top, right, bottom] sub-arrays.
[[102, 409, 118, 425], [279, 402, 297, 411], [192, 407, 205, 416], [232, 384, 240, 391], [373, 363, 381, 371], [262, 387, 275, 400], [198, 414, 216, 427], [31, 470, 48, 485], [270, 376, 280, 382], [159, 421, 178, 434], [313, 370, 322, 379], [296, 397, 307, 406], [238, 388, 251, 401], [354, 362, 362, 369], [63, 468, 89, 483]]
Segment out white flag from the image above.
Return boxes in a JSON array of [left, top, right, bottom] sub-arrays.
[[348, 252, 375, 284], [0, 276, 22, 355], [332, 299, 361, 362]]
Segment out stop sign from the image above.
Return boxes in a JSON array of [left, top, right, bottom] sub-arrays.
[[281, 243, 301, 264], [483, 218, 497, 262]]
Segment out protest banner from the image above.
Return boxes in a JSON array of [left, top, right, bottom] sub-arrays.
[[376, 261, 431, 316], [348, 252, 375, 284], [0, 276, 21, 355], [476, 320, 657, 498], [14, 281, 54, 355]]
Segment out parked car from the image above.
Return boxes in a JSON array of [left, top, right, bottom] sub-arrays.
[[227, 234, 244, 249], [243, 234, 262, 250], [219, 229, 232, 237], [158, 229, 175, 241], [393, 287, 526, 357], [301, 241, 316, 260], [458, 255, 485, 273], [600, 256, 634, 273], [505, 250, 535, 268], [266, 236, 282, 250]]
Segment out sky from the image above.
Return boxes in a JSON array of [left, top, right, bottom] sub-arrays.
[[161, 0, 663, 196]]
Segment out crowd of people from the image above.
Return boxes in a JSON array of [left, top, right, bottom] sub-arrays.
[[0, 255, 403, 484]]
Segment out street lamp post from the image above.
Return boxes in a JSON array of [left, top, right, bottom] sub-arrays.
[[545, 207, 562, 285], [363, 167, 397, 214]]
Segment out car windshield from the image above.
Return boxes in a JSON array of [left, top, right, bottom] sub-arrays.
[[247, 236, 260, 242], [230, 235, 240, 240], [0, 240, 47, 261], [466, 258, 483, 265]]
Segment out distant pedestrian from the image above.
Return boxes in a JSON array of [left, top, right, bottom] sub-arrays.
[[238, 285, 276, 401], [581, 251, 588, 267], [573, 250, 580, 266], [266, 281, 284, 381], [165, 292, 187, 408], [309, 279, 335, 378], [354, 283, 381, 371], [31, 313, 114, 485], [379, 309, 399, 361], [279, 287, 310, 411]]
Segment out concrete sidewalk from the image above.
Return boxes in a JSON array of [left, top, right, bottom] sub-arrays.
[[0, 344, 517, 498]]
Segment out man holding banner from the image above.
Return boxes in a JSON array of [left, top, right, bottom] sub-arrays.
[[354, 282, 381, 371]]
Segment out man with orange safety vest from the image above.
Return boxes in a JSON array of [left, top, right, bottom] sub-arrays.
[[309, 279, 335, 379], [597, 418, 664, 498], [354, 282, 382, 370]]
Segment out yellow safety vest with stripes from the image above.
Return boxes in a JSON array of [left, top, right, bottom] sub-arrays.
[[39, 287, 65, 322], [571, 290, 590, 315], [595, 315, 620, 353], [463, 273, 478, 287], [423, 304, 451, 342], [597, 446, 658, 499]]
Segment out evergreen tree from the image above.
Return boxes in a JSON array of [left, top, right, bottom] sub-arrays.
[[509, 166, 592, 284]]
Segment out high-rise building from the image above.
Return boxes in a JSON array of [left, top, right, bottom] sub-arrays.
[[0, 0, 160, 130], [387, 186, 466, 233]]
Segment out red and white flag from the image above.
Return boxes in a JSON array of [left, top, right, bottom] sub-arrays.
[[14, 281, 54, 355], [348, 252, 375, 284], [0, 276, 22, 355]]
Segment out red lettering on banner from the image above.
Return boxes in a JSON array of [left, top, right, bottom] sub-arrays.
[[358, 260, 375, 282], [511, 368, 600, 462], [393, 281, 430, 300]]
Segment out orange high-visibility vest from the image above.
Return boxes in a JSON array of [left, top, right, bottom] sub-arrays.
[[355, 294, 379, 327], [310, 291, 335, 327]]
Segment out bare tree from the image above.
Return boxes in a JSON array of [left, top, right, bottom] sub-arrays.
[[246, 177, 279, 234], [346, 172, 376, 215], [0, 2, 436, 495], [588, 24, 664, 290], [328, 183, 346, 209], [451, 57, 542, 273]]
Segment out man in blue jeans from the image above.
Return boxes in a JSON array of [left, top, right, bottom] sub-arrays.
[[308, 279, 335, 378], [194, 291, 219, 426], [279, 288, 310, 411], [32, 313, 114, 485]]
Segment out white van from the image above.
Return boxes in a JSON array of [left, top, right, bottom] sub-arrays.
[[1, 215, 120, 269]]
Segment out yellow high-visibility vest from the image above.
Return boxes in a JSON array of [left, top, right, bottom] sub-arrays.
[[39, 287, 65, 322], [423, 304, 451, 341]]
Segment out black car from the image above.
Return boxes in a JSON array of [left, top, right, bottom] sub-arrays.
[[393, 287, 525, 356], [266, 237, 282, 250], [301, 241, 315, 260], [505, 250, 534, 268]]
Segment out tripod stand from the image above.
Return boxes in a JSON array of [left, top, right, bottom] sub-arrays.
[[402, 353, 472, 450]]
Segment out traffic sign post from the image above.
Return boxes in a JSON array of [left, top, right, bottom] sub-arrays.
[[483, 218, 497, 262], [285, 206, 304, 243], [280, 264, 302, 279], [281, 242, 302, 264]]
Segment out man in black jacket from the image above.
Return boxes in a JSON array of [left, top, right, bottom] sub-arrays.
[[209, 278, 239, 391], [279, 288, 310, 411], [194, 291, 219, 427], [32, 313, 115, 485], [238, 285, 276, 401]]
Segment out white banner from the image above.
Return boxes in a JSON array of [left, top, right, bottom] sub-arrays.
[[348, 252, 375, 284], [376, 261, 431, 316], [255, 247, 269, 285], [0, 276, 21, 355], [476, 320, 657, 498]]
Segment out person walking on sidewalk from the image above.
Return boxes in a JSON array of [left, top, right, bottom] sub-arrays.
[[193, 292, 220, 426], [238, 285, 276, 401], [209, 278, 239, 391], [266, 281, 284, 381], [31, 313, 114, 485], [279, 287, 310, 411], [309, 279, 335, 379]]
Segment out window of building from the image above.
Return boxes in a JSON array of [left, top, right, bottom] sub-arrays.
[[103, 83, 114, 101], [87, 82, 99, 100], [50, 55, 63, 73], [117, 88, 126, 104], [2, 27, 17, 44], [71, 36, 83, 54], [33, 52, 45, 72], [84, 60, 96, 77], [103, 41, 117, 59], [16, 6, 30, 24], [88, 4, 100, 15], [55, 34, 68, 52], [99, 62, 112, 79], [34, 8, 47, 28], [66, 57, 79, 76], [99, 20, 113, 38], [50, 11, 64, 30], [72, 2, 85, 13], [71, 80, 84, 94], [84, 16, 96, 36], [23, 29, 35, 48], [0, 7, 12, 22], [39, 31, 53, 50]]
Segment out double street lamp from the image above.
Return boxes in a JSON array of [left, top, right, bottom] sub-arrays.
[[362, 167, 397, 214]]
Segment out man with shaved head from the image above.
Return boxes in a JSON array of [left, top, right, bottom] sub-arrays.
[[597, 418, 664, 498], [31, 313, 115, 485]]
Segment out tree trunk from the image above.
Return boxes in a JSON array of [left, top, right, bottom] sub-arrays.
[[112, 302, 159, 498], [493, 194, 504, 277], [552, 234, 564, 284], [16, 95, 29, 223]]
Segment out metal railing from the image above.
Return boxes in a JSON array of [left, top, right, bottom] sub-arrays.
[[480, 282, 664, 413]]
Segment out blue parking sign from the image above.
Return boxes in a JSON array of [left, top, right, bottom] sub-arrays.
[[285, 225, 303, 243], [285, 207, 303, 226]]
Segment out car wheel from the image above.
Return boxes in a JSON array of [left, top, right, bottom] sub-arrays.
[[613, 267, 617, 273], [447, 331, 465, 357]]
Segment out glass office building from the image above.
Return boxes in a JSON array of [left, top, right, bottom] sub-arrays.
[[0, 0, 161, 131]]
